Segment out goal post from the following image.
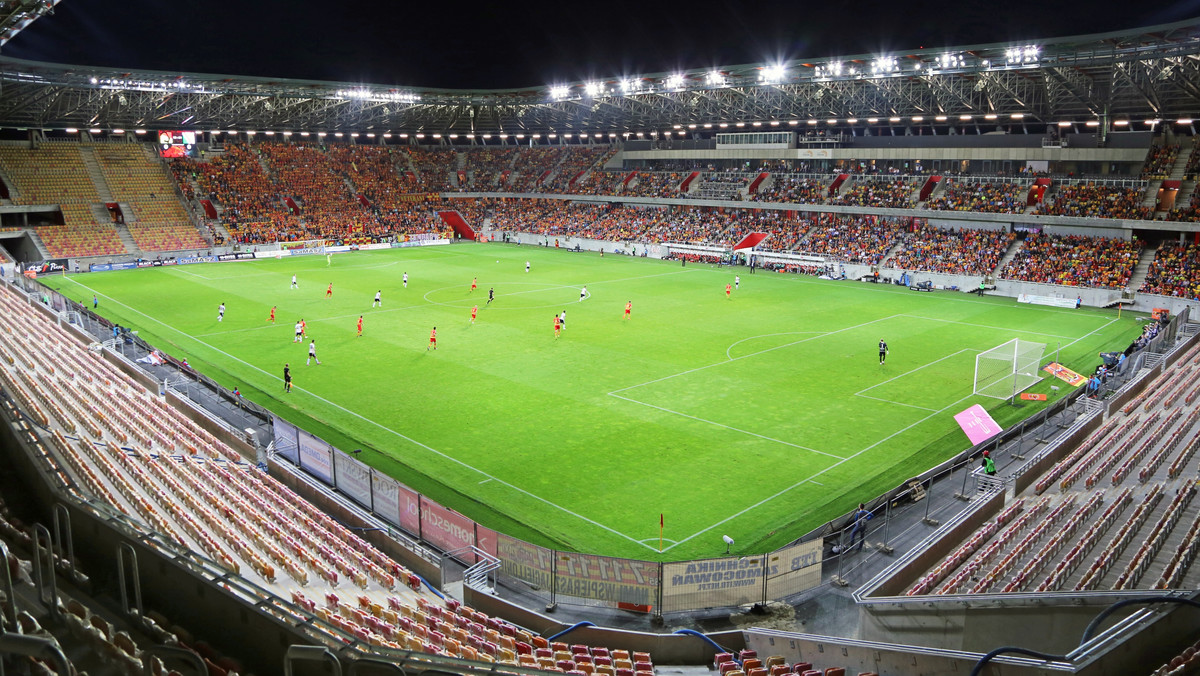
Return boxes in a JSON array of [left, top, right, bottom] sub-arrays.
[[974, 338, 1046, 399]]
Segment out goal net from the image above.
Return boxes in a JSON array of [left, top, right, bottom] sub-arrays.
[[974, 339, 1046, 399]]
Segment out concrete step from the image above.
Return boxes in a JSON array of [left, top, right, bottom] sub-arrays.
[[78, 146, 115, 202], [992, 236, 1026, 276], [1127, 245, 1160, 292]]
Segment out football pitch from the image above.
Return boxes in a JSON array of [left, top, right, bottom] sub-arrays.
[[44, 244, 1143, 560]]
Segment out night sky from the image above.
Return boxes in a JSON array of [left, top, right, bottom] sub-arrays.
[[5, 0, 1199, 90]]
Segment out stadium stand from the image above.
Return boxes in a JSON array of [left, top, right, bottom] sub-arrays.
[[750, 174, 825, 204], [624, 171, 685, 198], [829, 178, 916, 209], [903, 341, 1200, 597], [539, 146, 615, 193], [923, 179, 1028, 213], [999, 233, 1143, 289], [464, 147, 517, 191], [1140, 241, 1200, 299], [1142, 144, 1181, 181], [885, 225, 1015, 276], [406, 147, 458, 191], [92, 144, 209, 251], [508, 147, 563, 192], [1036, 183, 1152, 220], [786, 214, 905, 264], [0, 143, 129, 258]]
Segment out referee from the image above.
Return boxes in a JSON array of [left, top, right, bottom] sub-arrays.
[[879, 339, 889, 365]]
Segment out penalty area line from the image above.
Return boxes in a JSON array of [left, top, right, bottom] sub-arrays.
[[61, 277, 661, 552]]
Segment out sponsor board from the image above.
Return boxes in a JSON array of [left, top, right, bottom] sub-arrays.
[[333, 450, 372, 508], [287, 247, 326, 256], [953, 404, 1003, 445], [89, 263, 113, 272], [271, 415, 300, 463], [1043, 362, 1087, 387], [177, 256, 217, 265], [764, 540, 823, 600], [297, 429, 333, 485], [419, 496, 476, 557], [111, 262, 138, 270], [362, 243, 391, 251], [370, 472, 402, 528], [661, 555, 766, 612], [396, 483, 421, 536], [216, 252, 258, 262], [392, 238, 451, 249], [497, 534, 659, 605], [31, 259, 68, 274]]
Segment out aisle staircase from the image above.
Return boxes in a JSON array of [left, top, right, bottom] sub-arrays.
[[78, 146, 114, 202], [1126, 246, 1160, 292], [991, 236, 1026, 276]]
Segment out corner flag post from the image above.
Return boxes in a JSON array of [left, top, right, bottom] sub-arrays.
[[659, 514, 663, 552]]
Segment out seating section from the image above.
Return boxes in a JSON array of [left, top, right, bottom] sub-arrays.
[[1140, 242, 1200, 299], [0, 143, 129, 258], [829, 178, 916, 209], [685, 171, 751, 201], [885, 226, 1014, 276], [714, 648, 879, 676], [406, 147, 458, 191], [1151, 638, 1200, 676], [999, 233, 1142, 289], [751, 175, 825, 204], [0, 282, 658, 672], [624, 171, 685, 198], [1036, 183, 1151, 220], [785, 214, 903, 264], [465, 148, 516, 190], [1141, 144, 1180, 180], [904, 342, 1200, 596], [540, 146, 612, 193], [924, 180, 1027, 213], [94, 144, 208, 251]]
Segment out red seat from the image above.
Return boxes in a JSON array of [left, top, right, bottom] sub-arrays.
[[793, 664, 813, 674], [721, 663, 740, 675], [824, 670, 845, 676], [715, 653, 734, 667], [572, 645, 591, 656], [516, 642, 533, 655]]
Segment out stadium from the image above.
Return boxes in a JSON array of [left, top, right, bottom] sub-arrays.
[[0, 3, 1198, 675]]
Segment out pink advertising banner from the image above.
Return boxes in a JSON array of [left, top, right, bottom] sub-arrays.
[[954, 404, 1003, 445]]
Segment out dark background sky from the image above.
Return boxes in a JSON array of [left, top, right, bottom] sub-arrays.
[[5, 0, 1199, 90]]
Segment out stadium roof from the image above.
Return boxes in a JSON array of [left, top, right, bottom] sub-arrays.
[[1, 17, 1199, 136], [0, 0, 60, 49]]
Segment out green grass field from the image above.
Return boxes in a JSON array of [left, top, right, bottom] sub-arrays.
[[42, 244, 1143, 560]]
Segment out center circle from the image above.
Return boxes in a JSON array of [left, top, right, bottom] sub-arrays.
[[423, 282, 586, 310]]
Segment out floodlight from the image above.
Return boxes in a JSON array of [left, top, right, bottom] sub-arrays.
[[867, 118, 878, 123], [549, 85, 570, 100], [704, 123, 713, 128], [665, 73, 685, 89], [383, 133, 392, 138], [584, 81, 604, 97], [283, 131, 293, 136], [89, 77, 97, 84], [301, 131, 311, 136], [770, 120, 780, 126], [871, 56, 898, 74], [788, 120, 798, 125], [317, 131, 327, 137], [111, 128, 124, 134], [621, 78, 642, 94], [760, 63, 786, 83], [827, 118, 837, 124], [350, 132, 359, 137], [888, 116, 901, 122], [64, 127, 78, 133], [499, 133, 509, 139], [706, 71, 725, 86], [846, 118, 858, 124], [735, 122, 745, 127], [1114, 119, 1130, 126], [984, 114, 998, 120], [88, 127, 101, 134], [688, 124, 697, 129], [366, 132, 375, 137], [752, 121, 762, 127], [807, 120, 818, 125], [334, 132, 343, 137], [1057, 121, 1072, 127], [1178, 119, 1194, 124], [912, 116, 924, 122], [432, 133, 442, 138], [934, 115, 947, 121], [134, 129, 146, 134], [264, 131, 275, 136], [448, 134, 458, 139], [719, 122, 728, 128], [1085, 120, 1100, 127], [1011, 113, 1025, 119]]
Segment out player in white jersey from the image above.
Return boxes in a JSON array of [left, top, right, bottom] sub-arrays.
[[373, 290, 382, 307]]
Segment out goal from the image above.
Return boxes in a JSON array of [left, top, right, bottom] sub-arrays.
[[974, 339, 1046, 399]]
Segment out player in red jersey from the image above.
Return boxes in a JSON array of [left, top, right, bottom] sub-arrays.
[[726, 283, 732, 299], [624, 300, 632, 319], [470, 305, 478, 324], [300, 318, 307, 337], [326, 282, 333, 298], [554, 314, 561, 339], [357, 315, 363, 337], [428, 327, 437, 350], [470, 277, 477, 293], [268, 306, 276, 323]]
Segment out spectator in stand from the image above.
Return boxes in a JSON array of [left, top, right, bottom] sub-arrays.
[[885, 226, 1015, 276], [1139, 144, 1180, 181], [1000, 233, 1142, 289], [830, 178, 916, 209], [1036, 183, 1152, 220], [751, 174, 825, 204], [1139, 241, 1200, 300], [925, 179, 1027, 213]]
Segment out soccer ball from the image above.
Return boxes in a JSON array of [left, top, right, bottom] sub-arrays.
[[496, 260, 500, 263]]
